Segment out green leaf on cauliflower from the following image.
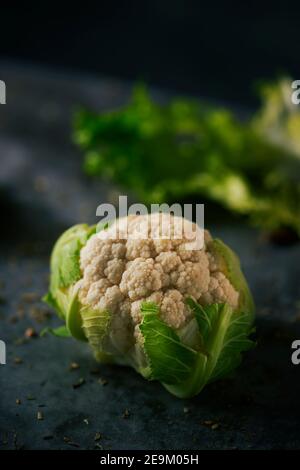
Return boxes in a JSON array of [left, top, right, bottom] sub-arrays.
[[65, 285, 87, 342], [140, 302, 198, 385], [80, 305, 111, 352], [186, 299, 254, 383], [41, 325, 71, 338], [207, 239, 255, 314], [140, 300, 254, 398], [51, 224, 96, 290], [44, 224, 96, 320]]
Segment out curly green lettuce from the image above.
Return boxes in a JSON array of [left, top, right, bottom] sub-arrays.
[[74, 81, 300, 236]]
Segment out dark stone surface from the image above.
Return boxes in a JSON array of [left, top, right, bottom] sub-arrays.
[[0, 64, 300, 450]]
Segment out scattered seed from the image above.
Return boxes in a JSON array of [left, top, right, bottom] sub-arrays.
[[37, 411, 44, 421], [122, 409, 130, 419], [14, 357, 23, 365], [9, 315, 19, 324], [25, 327, 37, 338], [13, 432, 18, 450], [21, 292, 39, 303], [98, 377, 108, 386], [63, 436, 80, 448], [16, 399, 21, 405], [183, 406, 190, 414], [14, 337, 27, 345], [83, 418, 89, 425], [72, 378, 85, 389], [69, 362, 80, 371], [203, 420, 213, 426], [17, 306, 25, 319], [202, 420, 220, 430], [94, 432, 102, 442], [211, 423, 220, 430], [95, 443, 103, 450], [27, 395, 36, 401], [29, 306, 52, 323]]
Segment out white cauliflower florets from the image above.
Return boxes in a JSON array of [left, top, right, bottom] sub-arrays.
[[79, 214, 239, 333], [201, 271, 239, 307], [120, 258, 163, 300]]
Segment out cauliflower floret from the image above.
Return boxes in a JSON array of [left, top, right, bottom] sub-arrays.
[[126, 239, 154, 260], [82, 278, 111, 305], [131, 291, 163, 325], [80, 235, 102, 269], [172, 260, 210, 299], [81, 238, 125, 279], [79, 213, 239, 335], [120, 258, 162, 300], [207, 251, 219, 272], [153, 238, 174, 254], [97, 285, 123, 314], [104, 259, 125, 284], [155, 252, 181, 273], [111, 242, 126, 259], [119, 298, 131, 317], [201, 271, 239, 309], [204, 229, 212, 245], [160, 289, 190, 329]]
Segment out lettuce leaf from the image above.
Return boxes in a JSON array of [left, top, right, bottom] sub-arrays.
[[74, 82, 300, 236]]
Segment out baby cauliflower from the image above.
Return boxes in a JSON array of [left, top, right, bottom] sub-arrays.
[[44, 213, 255, 398]]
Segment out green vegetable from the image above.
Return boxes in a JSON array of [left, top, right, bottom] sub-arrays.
[[253, 78, 300, 158], [74, 81, 300, 236], [43, 224, 96, 339], [139, 302, 198, 387], [164, 301, 254, 398], [44, 216, 255, 398], [41, 325, 71, 338]]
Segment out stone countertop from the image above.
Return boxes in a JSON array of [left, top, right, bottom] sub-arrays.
[[0, 63, 300, 450]]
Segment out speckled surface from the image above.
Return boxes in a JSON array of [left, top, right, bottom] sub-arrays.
[[0, 64, 300, 450]]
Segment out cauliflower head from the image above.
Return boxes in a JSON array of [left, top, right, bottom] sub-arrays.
[[44, 213, 255, 398]]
